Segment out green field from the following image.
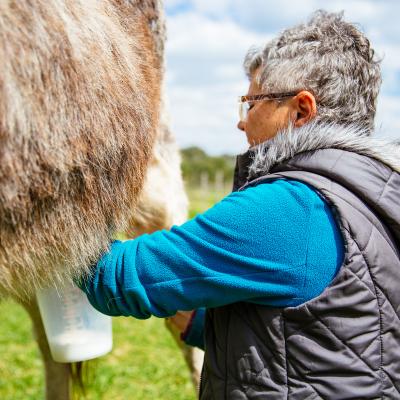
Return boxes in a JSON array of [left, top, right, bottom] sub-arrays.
[[187, 187, 228, 219], [0, 187, 227, 400], [0, 300, 195, 400]]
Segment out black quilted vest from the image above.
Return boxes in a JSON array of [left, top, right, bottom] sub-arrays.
[[199, 148, 400, 399]]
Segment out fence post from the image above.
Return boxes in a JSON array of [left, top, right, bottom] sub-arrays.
[[215, 170, 224, 193], [200, 171, 209, 193]]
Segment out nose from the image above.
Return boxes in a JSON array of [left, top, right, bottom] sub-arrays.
[[237, 120, 245, 131]]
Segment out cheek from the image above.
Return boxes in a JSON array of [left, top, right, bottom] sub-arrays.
[[248, 111, 271, 134], [274, 107, 291, 129], [245, 117, 262, 140], [247, 109, 264, 130]]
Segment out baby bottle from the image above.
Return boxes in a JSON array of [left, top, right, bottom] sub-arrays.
[[36, 283, 113, 363]]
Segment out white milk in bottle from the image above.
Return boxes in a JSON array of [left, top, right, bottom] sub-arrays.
[[36, 284, 112, 363]]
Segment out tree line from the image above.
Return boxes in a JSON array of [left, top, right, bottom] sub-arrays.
[[180, 147, 236, 189]]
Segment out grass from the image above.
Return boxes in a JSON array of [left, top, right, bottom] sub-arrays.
[[0, 186, 228, 400], [0, 300, 195, 400], [186, 187, 229, 219]]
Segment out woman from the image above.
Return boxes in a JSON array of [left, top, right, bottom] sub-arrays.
[[80, 11, 400, 399]]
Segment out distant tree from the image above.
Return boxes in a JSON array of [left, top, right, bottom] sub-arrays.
[[180, 146, 236, 187]]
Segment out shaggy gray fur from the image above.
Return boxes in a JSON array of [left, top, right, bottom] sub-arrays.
[[248, 121, 400, 179]]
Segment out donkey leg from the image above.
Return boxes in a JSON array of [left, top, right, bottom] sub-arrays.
[[20, 297, 71, 400], [164, 318, 204, 391], [187, 346, 204, 391], [176, 340, 204, 391]]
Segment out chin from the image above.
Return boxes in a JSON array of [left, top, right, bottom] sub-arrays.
[[246, 136, 262, 148], [245, 134, 256, 147]]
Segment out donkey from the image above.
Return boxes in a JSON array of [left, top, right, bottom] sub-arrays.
[[0, 0, 161, 298], [0, 1, 202, 398]]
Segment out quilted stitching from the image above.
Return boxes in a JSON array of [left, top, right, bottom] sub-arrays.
[[200, 150, 400, 400]]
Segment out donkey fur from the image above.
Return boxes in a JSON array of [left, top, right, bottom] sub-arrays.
[[0, 0, 163, 297]]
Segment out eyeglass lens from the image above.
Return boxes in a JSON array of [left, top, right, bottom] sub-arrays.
[[239, 101, 250, 121]]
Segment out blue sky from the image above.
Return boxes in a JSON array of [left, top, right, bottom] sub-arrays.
[[164, 0, 400, 155]]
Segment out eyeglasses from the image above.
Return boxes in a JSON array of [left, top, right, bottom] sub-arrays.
[[238, 92, 299, 122]]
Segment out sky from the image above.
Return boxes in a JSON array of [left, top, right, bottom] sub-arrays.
[[163, 0, 400, 155]]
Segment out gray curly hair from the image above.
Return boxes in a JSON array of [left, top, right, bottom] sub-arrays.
[[244, 10, 381, 132]]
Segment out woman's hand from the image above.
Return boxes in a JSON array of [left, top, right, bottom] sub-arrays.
[[165, 309, 205, 350], [166, 310, 194, 334]]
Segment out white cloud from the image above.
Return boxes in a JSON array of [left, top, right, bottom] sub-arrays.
[[166, 12, 268, 61], [164, 0, 188, 10], [376, 94, 400, 140], [165, 12, 268, 154]]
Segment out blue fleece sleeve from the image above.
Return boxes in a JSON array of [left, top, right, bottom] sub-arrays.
[[80, 179, 344, 318]]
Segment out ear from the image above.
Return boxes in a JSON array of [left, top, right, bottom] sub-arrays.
[[292, 91, 317, 128]]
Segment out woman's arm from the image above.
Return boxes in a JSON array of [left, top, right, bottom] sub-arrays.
[[79, 180, 343, 318]]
